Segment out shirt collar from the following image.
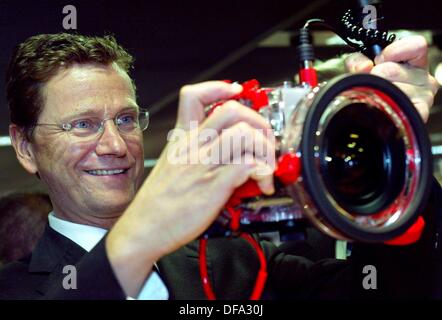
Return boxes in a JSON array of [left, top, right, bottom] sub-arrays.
[[48, 211, 108, 252]]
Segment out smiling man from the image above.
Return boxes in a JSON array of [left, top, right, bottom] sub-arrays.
[[11, 61, 145, 228], [4, 35, 170, 298], [0, 33, 440, 300]]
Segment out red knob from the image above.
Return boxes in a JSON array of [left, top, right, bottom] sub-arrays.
[[275, 153, 302, 185]]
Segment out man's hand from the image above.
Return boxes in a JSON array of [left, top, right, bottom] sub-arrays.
[[106, 81, 276, 297], [139, 81, 276, 251], [345, 35, 439, 122]]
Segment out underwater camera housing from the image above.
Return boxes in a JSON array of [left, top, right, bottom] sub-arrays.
[[204, 1, 432, 242], [198, 0, 433, 300], [205, 74, 431, 243]]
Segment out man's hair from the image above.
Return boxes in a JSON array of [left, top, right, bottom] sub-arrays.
[[5, 33, 135, 139]]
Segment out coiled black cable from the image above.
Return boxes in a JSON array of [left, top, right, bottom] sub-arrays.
[[341, 9, 396, 57], [302, 8, 396, 60]]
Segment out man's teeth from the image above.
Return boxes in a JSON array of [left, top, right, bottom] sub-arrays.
[[86, 169, 126, 176]]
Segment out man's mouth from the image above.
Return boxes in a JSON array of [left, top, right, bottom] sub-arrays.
[[85, 169, 129, 176]]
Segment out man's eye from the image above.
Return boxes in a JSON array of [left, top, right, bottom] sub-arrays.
[[72, 119, 93, 129], [117, 114, 136, 125]]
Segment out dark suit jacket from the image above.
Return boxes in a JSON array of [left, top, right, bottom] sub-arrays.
[[0, 225, 351, 300], [1, 179, 441, 300]]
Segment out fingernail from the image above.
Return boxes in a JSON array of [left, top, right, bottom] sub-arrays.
[[264, 187, 275, 195], [355, 60, 373, 72], [259, 180, 275, 195], [231, 83, 243, 93], [375, 54, 385, 65]]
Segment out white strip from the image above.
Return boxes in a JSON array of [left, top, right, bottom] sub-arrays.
[[335, 240, 348, 260], [0, 136, 11, 147], [435, 63, 442, 86], [432, 146, 442, 155], [144, 159, 157, 168]]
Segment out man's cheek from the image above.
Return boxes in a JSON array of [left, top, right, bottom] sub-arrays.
[[65, 143, 94, 169]]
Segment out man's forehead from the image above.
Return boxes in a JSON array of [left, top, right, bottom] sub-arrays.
[[41, 63, 137, 117], [46, 63, 134, 96]]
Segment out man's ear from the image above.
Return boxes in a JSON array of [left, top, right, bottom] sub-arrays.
[[9, 124, 38, 174]]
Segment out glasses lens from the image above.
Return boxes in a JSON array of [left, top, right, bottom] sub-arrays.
[[69, 119, 100, 137], [116, 112, 138, 132], [115, 110, 149, 133], [138, 111, 149, 131]]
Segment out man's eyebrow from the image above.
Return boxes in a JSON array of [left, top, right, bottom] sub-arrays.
[[118, 105, 140, 113], [59, 109, 99, 120], [62, 105, 140, 120], [61, 108, 101, 120]]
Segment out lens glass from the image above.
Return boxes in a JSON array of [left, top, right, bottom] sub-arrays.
[[321, 102, 405, 215]]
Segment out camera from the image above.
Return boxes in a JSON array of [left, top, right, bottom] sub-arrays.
[[205, 74, 432, 243], [198, 0, 433, 301], [202, 0, 433, 244]]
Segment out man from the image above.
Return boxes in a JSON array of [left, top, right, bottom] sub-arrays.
[[0, 33, 439, 299]]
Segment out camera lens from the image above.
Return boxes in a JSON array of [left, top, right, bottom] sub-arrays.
[[297, 74, 431, 241], [320, 102, 405, 215]]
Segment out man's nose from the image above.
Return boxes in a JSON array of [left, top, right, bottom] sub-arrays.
[[95, 120, 127, 157]]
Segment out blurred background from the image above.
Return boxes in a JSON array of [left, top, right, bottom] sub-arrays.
[[0, 0, 441, 194]]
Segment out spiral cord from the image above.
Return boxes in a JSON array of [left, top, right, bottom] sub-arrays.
[[340, 9, 396, 57]]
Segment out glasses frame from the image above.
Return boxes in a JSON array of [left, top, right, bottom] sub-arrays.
[[32, 108, 149, 140]]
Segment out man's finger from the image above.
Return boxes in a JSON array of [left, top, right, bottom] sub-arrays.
[[370, 62, 429, 86], [177, 81, 243, 130], [200, 121, 275, 169], [344, 52, 374, 73], [200, 100, 272, 134], [249, 160, 275, 195], [218, 155, 275, 196], [392, 82, 433, 122], [374, 35, 428, 69]]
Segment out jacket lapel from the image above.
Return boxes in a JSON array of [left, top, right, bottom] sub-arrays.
[[28, 225, 87, 295]]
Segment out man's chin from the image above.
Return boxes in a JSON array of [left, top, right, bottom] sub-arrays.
[[85, 193, 134, 216]]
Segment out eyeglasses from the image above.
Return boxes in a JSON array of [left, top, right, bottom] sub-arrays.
[[33, 109, 149, 140]]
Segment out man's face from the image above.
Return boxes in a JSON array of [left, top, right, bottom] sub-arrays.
[[29, 63, 144, 225]]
